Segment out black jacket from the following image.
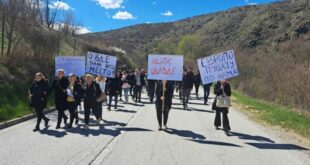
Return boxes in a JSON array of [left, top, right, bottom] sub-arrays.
[[106, 78, 121, 95], [182, 72, 194, 90], [50, 77, 69, 109], [29, 80, 49, 108], [84, 82, 102, 104], [212, 82, 231, 111], [155, 81, 174, 111], [194, 73, 201, 86]]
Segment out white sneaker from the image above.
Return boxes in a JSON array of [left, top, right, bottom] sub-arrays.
[[163, 125, 168, 130]]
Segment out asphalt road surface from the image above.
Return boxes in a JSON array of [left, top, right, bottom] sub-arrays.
[[0, 89, 309, 165]]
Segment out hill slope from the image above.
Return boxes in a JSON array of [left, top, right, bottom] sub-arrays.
[[80, 0, 310, 116]]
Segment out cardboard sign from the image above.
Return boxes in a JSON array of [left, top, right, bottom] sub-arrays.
[[147, 55, 184, 81], [55, 56, 85, 76], [198, 50, 239, 84], [86, 52, 117, 78]]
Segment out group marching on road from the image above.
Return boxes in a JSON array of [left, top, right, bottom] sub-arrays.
[[29, 67, 232, 135]]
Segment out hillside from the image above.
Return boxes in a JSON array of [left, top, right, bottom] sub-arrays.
[[80, 0, 310, 116]]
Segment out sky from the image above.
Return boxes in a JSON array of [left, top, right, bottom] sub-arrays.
[[53, 0, 279, 34]]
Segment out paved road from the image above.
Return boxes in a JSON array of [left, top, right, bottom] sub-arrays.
[[0, 89, 309, 165]]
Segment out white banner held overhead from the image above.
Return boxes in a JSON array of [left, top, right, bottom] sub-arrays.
[[55, 56, 85, 76], [198, 50, 239, 84], [147, 54, 184, 81], [86, 52, 117, 78]]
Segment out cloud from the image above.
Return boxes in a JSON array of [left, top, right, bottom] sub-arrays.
[[96, 0, 124, 9], [112, 11, 135, 20], [161, 11, 173, 16], [245, 0, 257, 6], [75, 26, 91, 34], [152, 2, 157, 5], [53, 23, 91, 34], [50, 1, 73, 10]]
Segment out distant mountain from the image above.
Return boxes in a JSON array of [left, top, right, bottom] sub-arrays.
[[80, 0, 310, 115], [80, 0, 310, 67]]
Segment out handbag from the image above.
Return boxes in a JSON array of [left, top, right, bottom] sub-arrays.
[[216, 89, 231, 108], [93, 84, 107, 102], [97, 92, 107, 102]]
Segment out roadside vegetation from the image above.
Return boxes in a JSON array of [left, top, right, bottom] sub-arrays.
[[232, 91, 310, 139]]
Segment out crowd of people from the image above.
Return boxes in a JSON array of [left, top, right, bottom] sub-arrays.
[[29, 67, 232, 135]]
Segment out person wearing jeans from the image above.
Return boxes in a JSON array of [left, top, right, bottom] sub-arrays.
[[133, 69, 143, 102], [121, 72, 131, 104]]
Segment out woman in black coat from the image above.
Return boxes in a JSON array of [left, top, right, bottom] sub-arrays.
[[83, 74, 102, 129], [29, 73, 50, 132], [106, 74, 121, 110], [50, 69, 69, 129], [213, 80, 232, 134], [66, 73, 83, 129], [155, 80, 174, 130]]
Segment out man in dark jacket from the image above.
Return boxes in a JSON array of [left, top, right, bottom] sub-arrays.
[[181, 69, 194, 110], [50, 69, 69, 129], [147, 78, 156, 103], [106, 74, 121, 110], [155, 80, 174, 130], [133, 69, 144, 102], [194, 71, 201, 99]]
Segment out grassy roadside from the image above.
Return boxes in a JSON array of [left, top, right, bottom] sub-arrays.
[[232, 91, 310, 139], [0, 84, 54, 123]]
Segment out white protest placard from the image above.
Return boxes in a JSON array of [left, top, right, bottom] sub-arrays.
[[86, 52, 117, 78], [198, 50, 239, 84], [147, 54, 184, 81], [55, 56, 85, 76]]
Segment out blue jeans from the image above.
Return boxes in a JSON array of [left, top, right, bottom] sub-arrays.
[[123, 88, 130, 103]]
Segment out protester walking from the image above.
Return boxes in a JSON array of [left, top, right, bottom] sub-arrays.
[[133, 69, 143, 102], [155, 80, 174, 130], [147, 79, 156, 103], [194, 71, 201, 99], [203, 83, 212, 105], [50, 69, 69, 129], [29, 73, 50, 132], [106, 73, 121, 110], [96, 75, 107, 120], [213, 80, 232, 135], [117, 71, 123, 101], [181, 69, 194, 110], [121, 71, 131, 104], [66, 73, 83, 129], [83, 74, 102, 128]]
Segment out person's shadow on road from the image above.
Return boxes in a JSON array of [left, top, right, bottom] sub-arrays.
[[164, 128, 206, 140]]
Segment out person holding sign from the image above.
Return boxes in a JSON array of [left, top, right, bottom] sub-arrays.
[[50, 69, 69, 129], [66, 73, 83, 129], [29, 73, 50, 132], [155, 80, 174, 130], [213, 80, 232, 135], [83, 74, 102, 129]]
